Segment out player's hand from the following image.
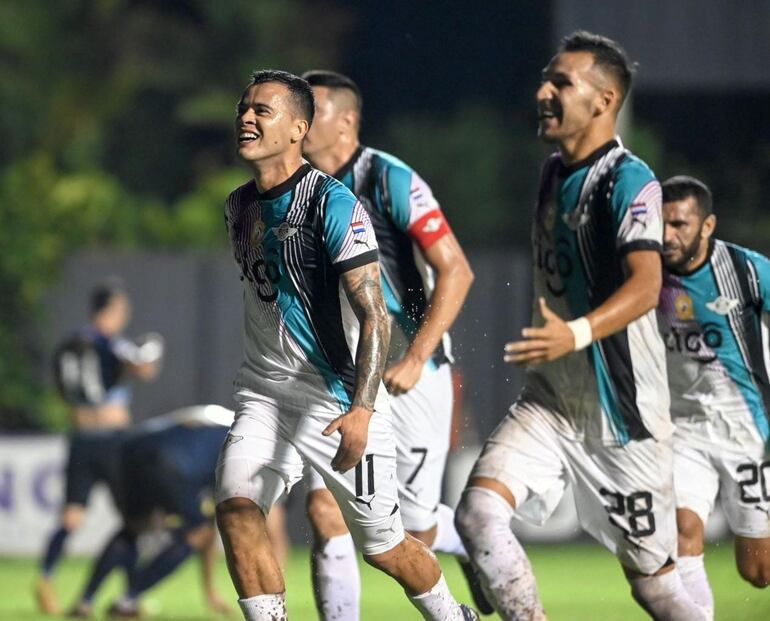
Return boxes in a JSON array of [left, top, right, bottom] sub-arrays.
[[504, 298, 576, 365], [206, 590, 235, 616], [383, 354, 423, 396], [322, 406, 374, 473]]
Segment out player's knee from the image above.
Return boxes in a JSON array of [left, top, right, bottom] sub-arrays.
[[363, 537, 413, 574], [676, 509, 705, 556], [306, 490, 348, 543], [216, 497, 262, 534]]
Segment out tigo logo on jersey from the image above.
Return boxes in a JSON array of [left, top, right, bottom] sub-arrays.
[[351, 221, 367, 235], [706, 296, 740, 315]]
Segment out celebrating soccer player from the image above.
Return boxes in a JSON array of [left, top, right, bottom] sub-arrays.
[[298, 69, 484, 619], [658, 175, 770, 618], [214, 70, 477, 621], [455, 32, 709, 620]]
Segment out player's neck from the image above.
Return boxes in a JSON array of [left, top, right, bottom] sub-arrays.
[[559, 125, 616, 166], [250, 154, 305, 194], [307, 140, 360, 177]]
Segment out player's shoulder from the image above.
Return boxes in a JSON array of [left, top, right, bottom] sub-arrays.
[[225, 179, 257, 211], [720, 239, 770, 268], [615, 152, 658, 191], [368, 147, 414, 177], [315, 169, 358, 207]]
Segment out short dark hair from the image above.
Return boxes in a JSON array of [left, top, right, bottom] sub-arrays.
[[560, 30, 634, 105], [248, 70, 315, 126], [662, 176, 713, 217], [90, 278, 127, 316], [301, 70, 362, 112]]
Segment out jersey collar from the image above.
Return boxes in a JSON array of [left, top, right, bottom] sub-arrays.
[[334, 146, 364, 181], [558, 139, 620, 177], [255, 163, 312, 200]]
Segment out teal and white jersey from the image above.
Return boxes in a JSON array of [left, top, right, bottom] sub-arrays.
[[334, 147, 453, 370], [525, 139, 672, 446], [225, 163, 389, 415], [658, 239, 770, 446]]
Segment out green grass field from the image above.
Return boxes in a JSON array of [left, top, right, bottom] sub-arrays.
[[2, 543, 768, 620]]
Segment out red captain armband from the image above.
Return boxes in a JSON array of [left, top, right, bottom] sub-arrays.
[[408, 209, 452, 251]]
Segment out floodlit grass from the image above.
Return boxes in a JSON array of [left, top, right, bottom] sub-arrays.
[[1, 543, 767, 620]]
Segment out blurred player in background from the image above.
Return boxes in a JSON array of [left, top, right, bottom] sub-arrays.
[[215, 70, 477, 620], [455, 32, 709, 620], [300, 70, 482, 619], [36, 278, 163, 614], [68, 406, 234, 618], [658, 175, 770, 618]]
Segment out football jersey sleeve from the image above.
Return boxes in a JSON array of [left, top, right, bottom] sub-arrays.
[[322, 184, 379, 273], [385, 164, 451, 251], [612, 159, 663, 254], [745, 249, 770, 312]]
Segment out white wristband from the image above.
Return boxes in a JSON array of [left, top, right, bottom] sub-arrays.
[[567, 317, 592, 351]]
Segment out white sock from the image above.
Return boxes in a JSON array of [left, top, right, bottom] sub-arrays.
[[312, 533, 360, 620], [629, 569, 709, 621], [409, 573, 466, 620], [455, 486, 545, 620], [677, 555, 714, 620], [238, 592, 287, 621], [431, 504, 468, 560]]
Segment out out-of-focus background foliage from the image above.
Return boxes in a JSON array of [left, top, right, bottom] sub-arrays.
[[2, 0, 770, 429]]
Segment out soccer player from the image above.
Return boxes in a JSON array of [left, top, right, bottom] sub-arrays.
[[455, 31, 708, 620], [214, 70, 477, 621], [299, 70, 482, 619], [658, 175, 770, 618], [36, 279, 162, 614], [68, 405, 235, 619]]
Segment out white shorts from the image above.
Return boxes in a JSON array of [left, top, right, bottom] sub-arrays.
[[216, 390, 404, 556], [305, 363, 453, 532], [674, 423, 770, 539], [470, 400, 678, 575]]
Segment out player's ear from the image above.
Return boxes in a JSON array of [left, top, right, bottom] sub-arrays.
[[595, 87, 616, 116], [291, 118, 309, 144], [701, 214, 717, 240], [340, 108, 358, 132]]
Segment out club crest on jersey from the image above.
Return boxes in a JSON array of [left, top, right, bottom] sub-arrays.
[[272, 222, 298, 242], [675, 293, 695, 320], [706, 296, 740, 315], [250, 220, 266, 247], [351, 220, 367, 235], [543, 202, 556, 232]]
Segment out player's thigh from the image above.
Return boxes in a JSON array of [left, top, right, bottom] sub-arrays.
[[296, 408, 404, 556], [302, 462, 348, 538], [469, 400, 567, 523], [673, 434, 720, 535], [717, 445, 770, 539], [215, 393, 304, 515], [64, 432, 98, 507], [392, 363, 453, 532], [569, 436, 677, 575]]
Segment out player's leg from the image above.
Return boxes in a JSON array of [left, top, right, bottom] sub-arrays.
[[718, 449, 770, 587], [304, 464, 360, 621], [266, 501, 290, 570], [36, 433, 95, 614], [392, 364, 490, 613], [299, 408, 477, 620], [215, 393, 304, 620], [569, 435, 708, 620], [456, 401, 564, 620], [673, 438, 720, 619]]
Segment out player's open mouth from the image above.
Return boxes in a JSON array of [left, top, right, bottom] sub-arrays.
[[238, 132, 260, 144]]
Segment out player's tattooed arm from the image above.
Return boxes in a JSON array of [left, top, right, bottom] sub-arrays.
[[341, 261, 391, 410], [323, 261, 390, 473]]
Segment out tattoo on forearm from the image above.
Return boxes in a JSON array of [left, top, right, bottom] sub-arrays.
[[344, 264, 390, 410]]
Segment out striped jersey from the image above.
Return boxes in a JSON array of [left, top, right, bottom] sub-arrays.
[[524, 139, 672, 446], [658, 239, 770, 447], [225, 163, 389, 415], [335, 146, 452, 369]]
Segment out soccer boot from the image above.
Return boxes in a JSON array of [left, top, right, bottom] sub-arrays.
[[459, 559, 495, 615]]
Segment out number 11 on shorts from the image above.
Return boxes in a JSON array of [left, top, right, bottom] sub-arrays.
[[355, 454, 375, 497]]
